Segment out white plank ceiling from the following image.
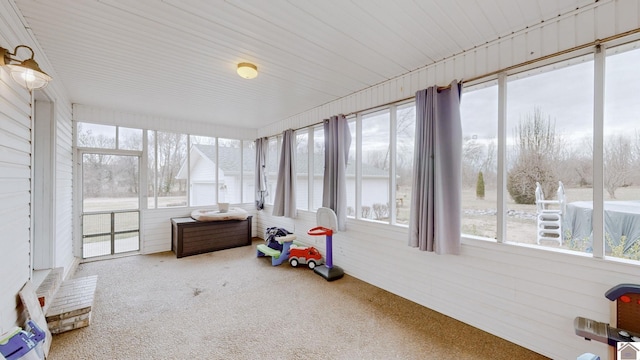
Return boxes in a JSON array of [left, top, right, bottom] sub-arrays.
[[13, 0, 595, 129]]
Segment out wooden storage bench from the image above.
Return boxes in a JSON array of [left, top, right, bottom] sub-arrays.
[[171, 216, 252, 258]]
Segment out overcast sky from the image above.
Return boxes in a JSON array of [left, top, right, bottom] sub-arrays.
[[461, 45, 640, 142]]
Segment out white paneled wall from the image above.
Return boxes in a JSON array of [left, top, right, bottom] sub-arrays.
[[256, 1, 640, 359], [0, 1, 75, 333], [0, 63, 32, 334], [141, 205, 258, 255], [55, 99, 75, 272], [257, 210, 640, 359]]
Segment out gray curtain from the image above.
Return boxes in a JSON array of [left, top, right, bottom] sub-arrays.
[[255, 137, 268, 210], [323, 114, 351, 231], [272, 129, 297, 218], [408, 80, 463, 255]]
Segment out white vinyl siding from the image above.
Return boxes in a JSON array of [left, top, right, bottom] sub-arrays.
[[0, 1, 76, 334], [0, 64, 32, 333], [0, 0, 37, 332]]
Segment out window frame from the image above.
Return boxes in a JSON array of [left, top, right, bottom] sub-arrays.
[[75, 121, 254, 210]]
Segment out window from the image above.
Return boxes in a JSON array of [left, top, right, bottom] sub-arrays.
[[506, 55, 594, 252], [218, 138, 242, 204], [147, 131, 156, 208], [156, 132, 187, 207], [188, 136, 217, 206], [604, 44, 640, 261], [346, 119, 356, 218], [242, 140, 256, 204], [360, 110, 390, 222], [296, 130, 309, 210], [395, 104, 415, 225], [118, 127, 143, 151], [77, 123, 143, 151], [266, 136, 279, 205], [77, 123, 115, 149], [77, 123, 253, 209], [312, 126, 324, 210], [272, 37, 640, 265], [460, 81, 498, 239]]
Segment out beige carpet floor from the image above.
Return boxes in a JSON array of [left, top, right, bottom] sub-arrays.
[[48, 239, 548, 360]]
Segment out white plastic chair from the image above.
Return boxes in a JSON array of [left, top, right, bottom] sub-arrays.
[[535, 181, 565, 245]]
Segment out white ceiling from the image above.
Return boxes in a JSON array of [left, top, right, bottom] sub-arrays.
[[14, 0, 594, 130]]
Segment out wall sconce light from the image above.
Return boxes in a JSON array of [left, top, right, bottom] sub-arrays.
[[1, 45, 52, 90], [237, 62, 258, 79]]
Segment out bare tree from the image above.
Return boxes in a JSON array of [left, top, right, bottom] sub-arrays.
[[565, 136, 593, 187], [514, 107, 557, 157], [632, 131, 640, 185], [157, 132, 187, 196], [82, 153, 114, 197], [367, 149, 389, 170], [604, 134, 634, 199], [396, 108, 416, 187], [77, 126, 116, 197], [507, 107, 559, 204], [463, 138, 497, 188]]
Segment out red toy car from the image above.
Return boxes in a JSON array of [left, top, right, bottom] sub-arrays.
[[288, 246, 324, 269]]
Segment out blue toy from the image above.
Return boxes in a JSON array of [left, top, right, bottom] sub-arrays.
[[257, 227, 296, 266]]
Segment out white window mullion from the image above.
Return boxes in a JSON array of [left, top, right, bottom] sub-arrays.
[[154, 131, 158, 209], [389, 105, 397, 225], [239, 140, 244, 203], [308, 128, 314, 211], [140, 130, 148, 210], [592, 45, 606, 259], [497, 73, 507, 243], [186, 136, 191, 206], [214, 137, 218, 205], [356, 113, 362, 219]]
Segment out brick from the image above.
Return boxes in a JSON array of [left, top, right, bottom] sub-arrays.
[[45, 275, 97, 334], [36, 268, 64, 311]]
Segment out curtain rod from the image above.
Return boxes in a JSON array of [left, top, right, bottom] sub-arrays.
[[288, 27, 640, 133]]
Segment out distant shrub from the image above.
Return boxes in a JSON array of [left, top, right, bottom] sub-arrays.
[[372, 203, 389, 220], [607, 234, 640, 261], [476, 171, 485, 200], [507, 153, 558, 205]]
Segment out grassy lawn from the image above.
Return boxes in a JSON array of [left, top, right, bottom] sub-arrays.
[[461, 185, 640, 257], [81, 188, 640, 260]]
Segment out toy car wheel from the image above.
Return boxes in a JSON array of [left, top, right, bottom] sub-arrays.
[[290, 258, 299, 267], [307, 260, 316, 269]]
